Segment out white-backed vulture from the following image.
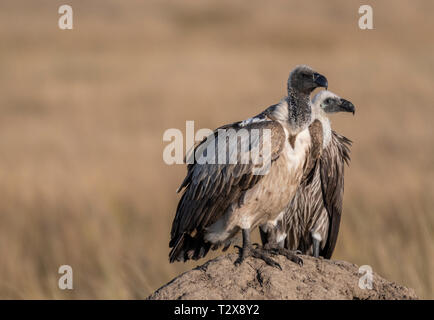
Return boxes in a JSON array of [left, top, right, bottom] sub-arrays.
[[169, 65, 328, 268], [260, 90, 354, 259]]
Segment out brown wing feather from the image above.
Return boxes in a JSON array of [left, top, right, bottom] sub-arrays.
[[169, 120, 285, 262], [319, 130, 352, 258]]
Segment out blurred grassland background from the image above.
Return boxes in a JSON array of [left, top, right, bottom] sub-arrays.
[[0, 0, 433, 299]]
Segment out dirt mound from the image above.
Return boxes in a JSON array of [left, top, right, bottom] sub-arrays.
[[148, 254, 417, 300]]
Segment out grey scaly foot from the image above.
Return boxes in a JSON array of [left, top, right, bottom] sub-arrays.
[[234, 228, 282, 270], [234, 245, 282, 270], [267, 247, 303, 266]]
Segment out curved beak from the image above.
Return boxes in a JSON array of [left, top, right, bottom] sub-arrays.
[[340, 99, 355, 115], [313, 73, 328, 90]]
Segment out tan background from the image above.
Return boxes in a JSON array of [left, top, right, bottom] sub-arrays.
[[0, 0, 433, 299]]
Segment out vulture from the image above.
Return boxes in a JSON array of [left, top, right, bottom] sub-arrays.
[[260, 90, 354, 259], [169, 65, 328, 268]]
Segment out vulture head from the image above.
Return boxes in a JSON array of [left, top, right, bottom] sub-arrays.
[[312, 90, 356, 115], [288, 65, 328, 94]]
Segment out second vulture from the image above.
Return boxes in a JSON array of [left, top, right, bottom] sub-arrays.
[[260, 90, 354, 259]]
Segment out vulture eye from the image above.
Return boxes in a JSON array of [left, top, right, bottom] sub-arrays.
[[325, 98, 331, 104]]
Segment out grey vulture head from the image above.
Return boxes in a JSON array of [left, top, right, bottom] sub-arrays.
[[287, 65, 328, 95]]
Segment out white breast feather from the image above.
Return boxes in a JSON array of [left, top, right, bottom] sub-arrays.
[[283, 127, 311, 173]]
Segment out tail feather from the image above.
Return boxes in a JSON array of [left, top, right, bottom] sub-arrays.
[[169, 233, 213, 263]]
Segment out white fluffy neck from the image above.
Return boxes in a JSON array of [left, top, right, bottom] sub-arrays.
[[312, 107, 332, 147], [270, 98, 289, 122]]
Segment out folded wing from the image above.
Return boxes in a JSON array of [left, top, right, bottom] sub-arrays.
[[319, 131, 352, 258], [169, 120, 286, 262]]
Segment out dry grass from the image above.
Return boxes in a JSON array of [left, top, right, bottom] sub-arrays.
[[0, 0, 433, 299]]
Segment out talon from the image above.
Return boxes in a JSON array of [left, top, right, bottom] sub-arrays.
[[261, 246, 303, 267], [234, 229, 283, 270], [295, 257, 303, 266], [234, 245, 242, 254]]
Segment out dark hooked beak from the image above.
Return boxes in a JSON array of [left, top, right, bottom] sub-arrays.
[[313, 73, 328, 89], [340, 99, 355, 115]]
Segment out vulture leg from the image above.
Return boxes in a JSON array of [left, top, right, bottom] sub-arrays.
[[312, 239, 320, 258], [235, 228, 282, 270], [259, 227, 269, 247], [311, 231, 321, 258]]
